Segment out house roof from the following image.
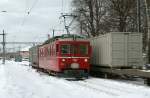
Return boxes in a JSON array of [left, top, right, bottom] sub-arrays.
[[20, 46, 31, 52]]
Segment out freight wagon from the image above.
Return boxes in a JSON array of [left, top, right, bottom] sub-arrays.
[[90, 32, 150, 86], [90, 32, 143, 68], [29, 45, 39, 68], [15, 55, 22, 62]]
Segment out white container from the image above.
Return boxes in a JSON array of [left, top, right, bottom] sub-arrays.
[[90, 32, 143, 68]]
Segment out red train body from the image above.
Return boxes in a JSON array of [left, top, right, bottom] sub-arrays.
[[30, 34, 91, 78]]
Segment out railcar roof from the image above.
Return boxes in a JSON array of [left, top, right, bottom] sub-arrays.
[[43, 34, 87, 45]]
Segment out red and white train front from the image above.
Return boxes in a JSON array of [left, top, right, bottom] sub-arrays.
[[57, 40, 91, 78]]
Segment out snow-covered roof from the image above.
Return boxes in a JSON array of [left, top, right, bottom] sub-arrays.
[[20, 46, 31, 51]]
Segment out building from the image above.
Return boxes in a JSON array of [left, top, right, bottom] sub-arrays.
[[19, 46, 31, 60]]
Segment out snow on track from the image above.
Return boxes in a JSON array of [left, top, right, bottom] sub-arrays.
[[0, 60, 150, 98], [71, 78, 150, 98]]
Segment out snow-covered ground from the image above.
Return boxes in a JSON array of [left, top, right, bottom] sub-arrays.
[[0, 60, 150, 98]]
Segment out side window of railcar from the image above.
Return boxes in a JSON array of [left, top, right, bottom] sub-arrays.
[[79, 44, 88, 55], [39, 49, 41, 57], [48, 47, 50, 56], [43, 48, 45, 57], [42, 49, 44, 57], [45, 47, 47, 56], [41, 49, 42, 57], [46, 47, 49, 56], [61, 45, 70, 54], [51, 44, 54, 56], [49, 45, 51, 56], [42, 48, 44, 57], [40, 49, 42, 57], [53, 45, 55, 56]]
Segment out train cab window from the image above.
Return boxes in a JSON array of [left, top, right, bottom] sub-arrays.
[[61, 45, 70, 54], [79, 44, 88, 55], [56, 44, 59, 52], [70, 45, 77, 54]]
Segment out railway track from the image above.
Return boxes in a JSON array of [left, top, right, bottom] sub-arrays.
[[83, 79, 132, 93], [17, 62, 150, 98], [32, 69, 120, 96], [20, 62, 150, 97], [71, 81, 118, 96], [69, 77, 150, 97]]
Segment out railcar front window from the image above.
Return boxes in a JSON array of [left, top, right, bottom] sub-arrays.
[[70, 45, 77, 54], [79, 45, 88, 55], [61, 45, 70, 54]]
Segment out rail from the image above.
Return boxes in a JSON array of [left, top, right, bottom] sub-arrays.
[[91, 66, 150, 85]]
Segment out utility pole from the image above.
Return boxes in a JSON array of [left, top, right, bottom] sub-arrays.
[[0, 30, 6, 64], [53, 29, 55, 38]]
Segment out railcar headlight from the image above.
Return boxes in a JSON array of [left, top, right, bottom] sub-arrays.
[[62, 59, 66, 62], [84, 59, 88, 62], [71, 63, 79, 69]]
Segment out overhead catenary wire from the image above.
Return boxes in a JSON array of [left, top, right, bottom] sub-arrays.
[[60, 0, 78, 34], [46, 0, 66, 37], [70, 24, 80, 32], [62, 0, 64, 13], [14, 0, 40, 51], [27, 0, 39, 14], [46, 20, 65, 37], [46, 0, 72, 36], [18, 0, 40, 33], [17, 0, 29, 35], [20, 0, 70, 41], [21, 0, 28, 26]]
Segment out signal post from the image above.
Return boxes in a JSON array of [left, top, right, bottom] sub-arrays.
[[0, 30, 6, 64]]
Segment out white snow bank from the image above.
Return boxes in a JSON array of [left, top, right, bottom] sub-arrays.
[[0, 60, 150, 98]]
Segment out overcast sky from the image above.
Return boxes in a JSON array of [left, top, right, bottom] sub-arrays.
[[0, 0, 72, 43]]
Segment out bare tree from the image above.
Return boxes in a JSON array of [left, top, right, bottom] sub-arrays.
[[72, 0, 108, 37], [107, 0, 137, 32], [72, 0, 147, 40]]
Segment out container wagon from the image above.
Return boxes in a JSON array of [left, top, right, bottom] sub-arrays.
[[90, 32, 150, 86], [15, 55, 22, 62], [29, 45, 39, 68], [90, 32, 143, 68]]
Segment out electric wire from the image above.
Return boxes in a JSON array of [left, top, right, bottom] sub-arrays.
[[19, 0, 39, 31], [46, 0, 66, 37], [17, 0, 29, 34], [62, 0, 64, 13], [27, 0, 39, 15]]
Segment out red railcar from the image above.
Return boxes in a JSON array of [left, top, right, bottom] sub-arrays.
[[38, 34, 91, 78]]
